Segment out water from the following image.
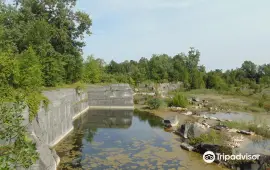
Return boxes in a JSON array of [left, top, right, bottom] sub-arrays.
[[237, 136, 270, 155], [55, 109, 225, 170], [203, 112, 270, 124]]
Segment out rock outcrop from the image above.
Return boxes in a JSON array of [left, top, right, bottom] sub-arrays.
[[176, 122, 210, 139]]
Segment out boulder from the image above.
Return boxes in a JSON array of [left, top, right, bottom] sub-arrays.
[[237, 130, 254, 135], [176, 122, 210, 139], [258, 155, 270, 168], [183, 111, 193, 116], [194, 143, 232, 155], [209, 116, 218, 120], [202, 115, 209, 119], [180, 143, 194, 151], [227, 128, 238, 133], [213, 125, 229, 131], [232, 155, 270, 170], [202, 122, 211, 128], [192, 97, 200, 102]]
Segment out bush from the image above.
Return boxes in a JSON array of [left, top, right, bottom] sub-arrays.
[[147, 98, 166, 110], [264, 103, 270, 112], [258, 98, 265, 108], [189, 130, 226, 146], [172, 93, 188, 107]]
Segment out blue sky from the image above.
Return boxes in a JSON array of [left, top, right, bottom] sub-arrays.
[[76, 0, 270, 71]]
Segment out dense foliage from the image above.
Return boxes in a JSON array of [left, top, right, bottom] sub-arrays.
[[147, 98, 166, 110], [83, 48, 270, 93], [0, 0, 91, 169], [171, 93, 189, 108]]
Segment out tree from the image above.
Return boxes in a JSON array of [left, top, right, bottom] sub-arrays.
[[241, 61, 257, 80], [186, 47, 200, 72], [0, 101, 39, 169], [1, 0, 92, 85], [0, 50, 39, 169], [82, 55, 103, 84], [17, 47, 43, 90], [149, 54, 172, 82], [206, 71, 228, 90]]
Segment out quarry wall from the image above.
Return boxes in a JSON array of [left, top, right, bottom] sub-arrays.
[[19, 84, 134, 170]]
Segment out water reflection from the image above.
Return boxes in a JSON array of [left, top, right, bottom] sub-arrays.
[[74, 109, 133, 130], [133, 109, 164, 128], [55, 109, 226, 170]]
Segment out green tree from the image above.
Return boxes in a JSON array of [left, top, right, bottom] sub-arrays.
[[82, 55, 103, 84], [241, 61, 257, 80], [17, 47, 43, 90], [0, 50, 40, 169], [0, 101, 39, 169], [1, 0, 92, 85], [206, 71, 228, 90]]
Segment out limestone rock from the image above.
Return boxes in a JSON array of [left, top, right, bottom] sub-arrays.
[[180, 143, 194, 151], [176, 122, 210, 139]]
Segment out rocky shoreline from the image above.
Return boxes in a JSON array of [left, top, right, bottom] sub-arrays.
[[164, 111, 270, 170]]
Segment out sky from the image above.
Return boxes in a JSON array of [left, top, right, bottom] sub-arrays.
[[76, 0, 270, 71]]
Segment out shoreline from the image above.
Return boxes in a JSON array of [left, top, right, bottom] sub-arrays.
[[135, 106, 270, 170]]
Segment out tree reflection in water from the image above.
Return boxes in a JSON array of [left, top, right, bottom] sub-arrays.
[[133, 109, 164, 128], [55, 109, 166, 170]]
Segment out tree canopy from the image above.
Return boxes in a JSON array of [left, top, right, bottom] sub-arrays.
[[0, 0, 91, 169]]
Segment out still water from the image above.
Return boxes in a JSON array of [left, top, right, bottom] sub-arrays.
[[55, 109, 226, 170]]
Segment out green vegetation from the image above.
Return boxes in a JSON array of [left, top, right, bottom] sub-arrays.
[[0, 100, 39, 169], [189, 129, 225, 145], [147, 98, 167, 110], [223, 121, 270, 138], [189, 130, 232, 154], [178, 88, 270, 113], [0, 0, 91, 169], [171, 93, 189, 108], [133, 109, 164, 128]]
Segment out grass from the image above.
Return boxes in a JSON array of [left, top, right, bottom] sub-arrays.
[[189, 129, 229, 146], [174, 87, 270, 113], [41, 82, 111, 91], [223, 121, 270, 138]]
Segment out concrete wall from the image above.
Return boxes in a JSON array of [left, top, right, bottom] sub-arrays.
[[74, 109, 133, 130], [20, 84, 134, 170], [88, 84, 134, 109]]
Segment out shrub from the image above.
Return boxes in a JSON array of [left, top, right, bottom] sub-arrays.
[[189, 130, 226, 146], [258, 99, 264, 108], [264, 103, 270, 112], [172, 93, 188, 107], [262, 93, 268, 100], [147, 98, 166, 110]]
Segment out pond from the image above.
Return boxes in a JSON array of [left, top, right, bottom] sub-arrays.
[[55, 109, 226, 170], [202, 111, 270, 124]]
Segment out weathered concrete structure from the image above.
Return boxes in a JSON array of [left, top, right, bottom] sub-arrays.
[[20, 84, 134, 170], [87, 84, 134, 109], [74, 109, 133, 130]]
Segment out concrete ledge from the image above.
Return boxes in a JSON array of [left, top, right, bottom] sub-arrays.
[[88, 106, 134, 110], [72, 106, 90, 120], [49, 126, 74, 148]]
